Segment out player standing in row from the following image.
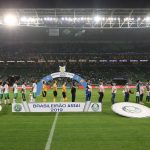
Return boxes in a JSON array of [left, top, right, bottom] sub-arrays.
[[21, 82, 26, 101], [124, 83, 130, 102], [62, 82, 67, 102], [86, 80, 92, 101], [111, 83, 117, 104], [53, 80, 58, 102], [135, 80, 140, 103], [42, 81, 48, 102], [98, 81, 104, 103], [146, 80, 150, 102], [42, 81, 47, 98], [0, 81, 3, 105], [4, 81, 10, 105], [140, 83, 144, 104], [13, 80, 18, 103], [32, 80, 37, 102], [71, 81, 76, 102]]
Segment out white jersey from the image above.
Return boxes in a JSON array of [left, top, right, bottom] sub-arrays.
[[13, 83, 18, 93], [140, 86, 144, 94], [136, 92, 140, 96], [32, 83, 37, 93], [124, 85, 130, 92], [99, 85, 104, 93], [4, 84, 9, 94], [22, 84, 26, 93], [0, 85, 3, 94], [88, 85, 92, 92], [112, 86, 117, 93]]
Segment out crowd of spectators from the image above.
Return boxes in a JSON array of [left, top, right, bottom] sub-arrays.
[[0, 62, 150, 85], [0, 44, 150, 85]]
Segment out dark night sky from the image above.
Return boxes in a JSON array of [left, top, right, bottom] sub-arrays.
[[0, 0, 150, 8]]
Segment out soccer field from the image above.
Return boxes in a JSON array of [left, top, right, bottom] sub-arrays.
[[0, 89, 150, 150]]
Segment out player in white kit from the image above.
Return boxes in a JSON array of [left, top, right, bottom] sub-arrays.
[[32, 80, 37, 102], [0, 80, 4, 105], [13, 80, 18, 103], [4, 81, 10, 105]]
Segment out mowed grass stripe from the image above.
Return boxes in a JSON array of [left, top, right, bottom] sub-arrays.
[[0, 106, 56, 150], [52, 112, 150, 150], [0, 88, 150, 150], [45, 112, 59, 150]]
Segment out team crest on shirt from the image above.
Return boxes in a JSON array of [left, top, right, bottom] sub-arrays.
[[59, 66, 66, 73]]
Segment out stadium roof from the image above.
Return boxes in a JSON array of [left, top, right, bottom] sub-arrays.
[[1, 8, 150, 28]]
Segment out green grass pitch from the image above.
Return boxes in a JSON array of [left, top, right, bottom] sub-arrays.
[[0, 88, 150, 150]]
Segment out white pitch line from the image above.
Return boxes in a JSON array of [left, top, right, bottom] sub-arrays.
[[45, 112, 59, 150]]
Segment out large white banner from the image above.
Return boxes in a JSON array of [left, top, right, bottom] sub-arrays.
[[51, 72, 74, 79], [12, 102, 102, 112], [112, 102, 150, 118]]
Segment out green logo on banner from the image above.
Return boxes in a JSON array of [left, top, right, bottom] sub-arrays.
[[14, 104, 22, 112], [91, 103, 99, 112]]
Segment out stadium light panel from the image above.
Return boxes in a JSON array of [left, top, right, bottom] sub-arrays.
[[4, 14, 18, 26], [20, 16, 28, 22], [94, 16, 101, 22], [144, 17, 150, 22], [28, 17, 35, 22], [137, 17, 141, 21], [108, 17, 115, 21], [102, 17, 105, 21]]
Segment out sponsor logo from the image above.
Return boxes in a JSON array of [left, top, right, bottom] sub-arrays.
[[122, 106, 141, 113], [91, 103, 99, 112], [59, 66, 66, 73], [14, 104, 22, 112]]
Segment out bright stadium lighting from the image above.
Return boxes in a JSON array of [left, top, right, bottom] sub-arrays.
[[4, 14, 18, 26], [137, 17, 141, 21], [28, 17, 35, 22], [80, 17, 84, 21], [108, 17, 115, 21], [102, 17, 105, 21], [144, 16, 150, 22], [20, 16, 28, 22], [94, 16, 101, 22]]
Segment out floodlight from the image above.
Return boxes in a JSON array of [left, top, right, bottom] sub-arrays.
[[94, 16, 101, 22], [20, 16, 27, 22], [108, 17, 114, 21], [137, 17, 141, 21], [144, 17, 150, 22], [28, 17, 35, 22], [4, 14, 18, 26]]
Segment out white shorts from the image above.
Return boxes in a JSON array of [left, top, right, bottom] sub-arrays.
[[136, 92, 140, 96]]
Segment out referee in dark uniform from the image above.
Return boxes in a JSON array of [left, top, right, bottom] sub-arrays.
[[71, 81, 76, 102]]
